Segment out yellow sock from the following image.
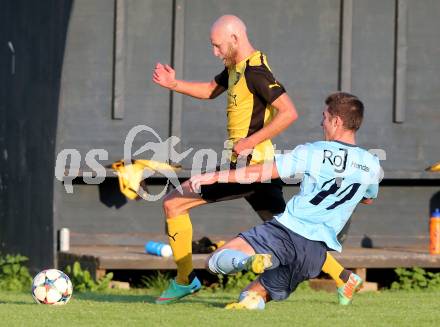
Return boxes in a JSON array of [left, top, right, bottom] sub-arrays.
[[321, 252, 345, 287], [167, 213, 193, 285]]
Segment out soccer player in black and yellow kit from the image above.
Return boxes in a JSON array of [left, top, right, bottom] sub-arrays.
[[152, 15, 350, 304]]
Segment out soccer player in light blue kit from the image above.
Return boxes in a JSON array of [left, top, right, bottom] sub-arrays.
[[190, 92, 381, 309]]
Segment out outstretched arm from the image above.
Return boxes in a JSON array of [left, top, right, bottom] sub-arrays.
[[152, 63, 225, 99], [189, 162, 279, 193]]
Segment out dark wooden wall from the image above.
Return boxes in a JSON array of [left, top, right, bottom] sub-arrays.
[[0, 0, 73, 272]]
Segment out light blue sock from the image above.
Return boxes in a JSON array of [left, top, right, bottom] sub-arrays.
[[208, 249, 250, 274]]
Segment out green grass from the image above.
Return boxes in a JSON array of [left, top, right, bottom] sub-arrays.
[[1, 288, 439, 327]]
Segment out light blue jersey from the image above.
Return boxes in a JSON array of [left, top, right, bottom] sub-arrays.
[[274, 141, 381, 252]]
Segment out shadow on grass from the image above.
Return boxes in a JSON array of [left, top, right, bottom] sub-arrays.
[[73, 290, 238, 307], [180, 293, 236, 308], [74, 292, 156, 303], [0, 300, 34, 305], [182, 298, 226, 308], [291, 298, 337, 305]]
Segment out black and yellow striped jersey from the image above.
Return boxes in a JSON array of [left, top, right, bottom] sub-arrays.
[[215, 51, 286, 164]]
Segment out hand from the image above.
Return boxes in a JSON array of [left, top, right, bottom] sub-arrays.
[[152, 63, 177, 89], [361, 198, 374, 205], [232, 138, 254, 157], [189, 172, 218, 193]]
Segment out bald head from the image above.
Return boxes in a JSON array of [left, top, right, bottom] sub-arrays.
[[211, 15, 247, 39], [210, 15, 254, 67]]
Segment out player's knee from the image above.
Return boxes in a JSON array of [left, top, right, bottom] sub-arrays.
[[207, 251, 219, 274], [162, 183, 193, 217], [205, 252, 215, 272], [162, 196, 172, 212], [162, 195, 179, 217], [207, 249, 228, 274]]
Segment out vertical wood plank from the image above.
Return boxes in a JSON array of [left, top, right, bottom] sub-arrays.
[[112, 0, 125, 120], [169, 0, 185, 155], [340, 0, 353, 92], [394, 0, 407, 123]]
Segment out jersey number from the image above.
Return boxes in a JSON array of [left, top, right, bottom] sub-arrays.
[[309, 178, 361, 210]]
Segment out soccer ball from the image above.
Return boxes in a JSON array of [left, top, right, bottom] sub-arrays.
[[31, 269, 73, 305]]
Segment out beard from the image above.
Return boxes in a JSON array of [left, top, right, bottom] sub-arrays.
[[223, 43, 238, 68]]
